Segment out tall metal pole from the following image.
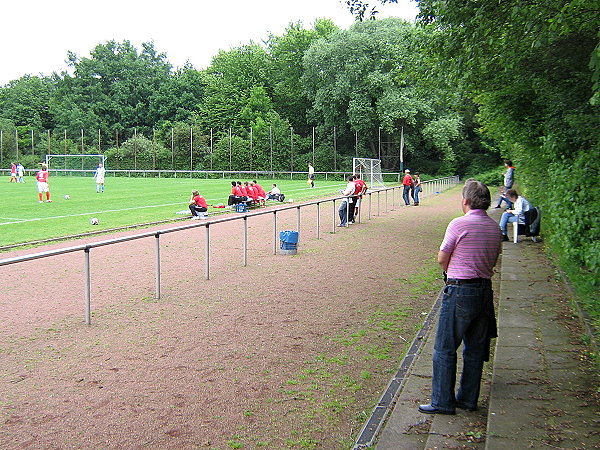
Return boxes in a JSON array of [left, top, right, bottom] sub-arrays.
[[290, 127, 294, 173], [15, 128, 19, 160], [134, 128, 137, 170], [98, 129, 101, 153], [333, 126, 337, 172], [47, 129, 51, 155], [229, 127, 232, 171], [269, 126, 273, 173], [171, 127, 174, 171], [378, 127, 381, 161], [31, 129, 34, 156], [190, 126, 193, 172], [312, 127, 315, 165], [210, 128, 213, 171], [250, 127, 253, 171], [81, 129, 84, 154]]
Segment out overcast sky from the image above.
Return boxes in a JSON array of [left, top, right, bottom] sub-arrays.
[[0, 0, 419, 86]]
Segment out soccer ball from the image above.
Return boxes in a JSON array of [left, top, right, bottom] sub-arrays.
[[90, 218, 99, 225], [64, 195, 70, 200]]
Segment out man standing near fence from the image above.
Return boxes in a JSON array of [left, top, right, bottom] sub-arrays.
[[402, 169, 413, 206], [419, 179, 501, 415], [338, 175, 355, 227]]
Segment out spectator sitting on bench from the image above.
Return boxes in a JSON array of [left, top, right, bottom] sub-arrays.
[[189, 190, 208, 219], [252, 180, 266, 206], [244, 181, 258, 205], [266, 184, 285, 202], [499, 189, 531, 241], [227, 181, 245, 207]]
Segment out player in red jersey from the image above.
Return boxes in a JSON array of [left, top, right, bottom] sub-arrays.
[[228, 181, 245, 207], [245, 181, 258, 203], [252, 180, 266, 206], [9, 162, 17, 182], [189, 190, 209, 219], [352, 175, 368, 222], [36, 164, 52, 203]]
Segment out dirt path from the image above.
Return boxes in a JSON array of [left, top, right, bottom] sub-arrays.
[[0, 189, 466, 449]]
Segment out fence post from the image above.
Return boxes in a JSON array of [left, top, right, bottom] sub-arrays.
[[316, 202, 321, 239], [368, 192, 372, 220], [243, 216, 248, 266], [155, 233, 161, 300], [273, 211, 278, 255], [385, 189, 388, 213], [205, 224, 210, 280], [296, 206, 301, 233], [377, 190, 380, 216], [333, 199, 336, 233], [84, 247, 91, 325]]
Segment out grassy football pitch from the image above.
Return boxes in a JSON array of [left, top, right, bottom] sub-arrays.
[[0, 176, 346, 248]]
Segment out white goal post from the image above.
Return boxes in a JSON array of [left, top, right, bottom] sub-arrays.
[[45, 154, 105, 171], [353, 157, 385, 189]]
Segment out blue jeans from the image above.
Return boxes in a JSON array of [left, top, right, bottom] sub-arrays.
[[496, 191, 513, 208], [338, 199, 350, 225], [413, 186, 421, 203], [499, 212, 519, 235], [403, 185, 411, 205], [431, 282, 493, 412]]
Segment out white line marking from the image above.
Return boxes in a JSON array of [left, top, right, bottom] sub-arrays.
[[0, 184, 346, 226]]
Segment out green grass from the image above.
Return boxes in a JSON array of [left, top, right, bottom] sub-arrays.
[[0, 175, 346, 248]]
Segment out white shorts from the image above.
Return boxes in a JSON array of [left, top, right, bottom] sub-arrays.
[[37, 181, 49, 193]]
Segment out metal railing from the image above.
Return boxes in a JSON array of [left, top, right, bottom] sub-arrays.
[[0, 176, 459, 324]]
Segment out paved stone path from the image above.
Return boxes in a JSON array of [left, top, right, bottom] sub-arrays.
[[375, 206, 600, 449]]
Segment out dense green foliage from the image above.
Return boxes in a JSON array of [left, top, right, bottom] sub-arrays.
[[0, 19, 497, 176], [415, 0, 600, 327]]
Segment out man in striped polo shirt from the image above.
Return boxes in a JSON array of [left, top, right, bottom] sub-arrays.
[[419, 179, 502, 415]]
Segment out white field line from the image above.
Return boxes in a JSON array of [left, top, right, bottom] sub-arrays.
[[0, 183, 345, 226]]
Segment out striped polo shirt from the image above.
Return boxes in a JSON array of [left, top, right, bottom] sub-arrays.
[[440, 209, 502, 280]]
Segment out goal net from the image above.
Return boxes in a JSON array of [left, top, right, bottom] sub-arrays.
[[353, 157, 385, 189], [45, 154, 105, 171]]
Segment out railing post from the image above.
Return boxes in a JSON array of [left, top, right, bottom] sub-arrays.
[[155, 233, 161, 300], [243, 216, 248, 266], [84, 247, 91, 325], [205, 224, 210, 280], [333, 199, 336, 233], [377, 190, 380, 216], [316, 202, 321, 239], [297, 206, 301, 233], [368, 192, 372, 220], [385, 189, 388, 213], [273, 211, 278, 255]]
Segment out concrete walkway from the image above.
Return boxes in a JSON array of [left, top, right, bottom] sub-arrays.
[[373, 208, 599, 449]]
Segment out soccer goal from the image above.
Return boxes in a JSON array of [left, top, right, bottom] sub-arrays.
[[353, 157, 385, 189], [45, 154, 105, 171]]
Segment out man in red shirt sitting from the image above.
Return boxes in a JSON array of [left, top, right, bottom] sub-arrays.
[[189, 190, 209, 219], [228, 181, 245, 207], [252, 180, 266, 206]]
